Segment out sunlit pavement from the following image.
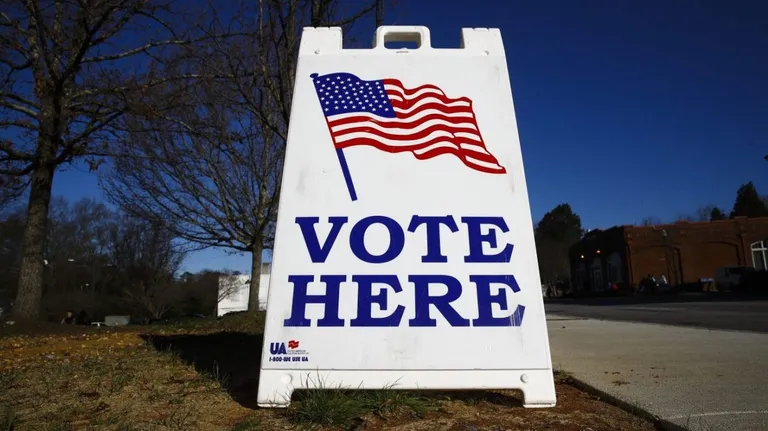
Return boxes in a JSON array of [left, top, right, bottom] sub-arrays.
[[547, 316, 768, 430]]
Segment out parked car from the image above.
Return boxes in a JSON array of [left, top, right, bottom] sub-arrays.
[[735, 270, 768, 294], [714, 266, 755, 291]]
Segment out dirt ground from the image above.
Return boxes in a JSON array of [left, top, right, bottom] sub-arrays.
[[0, 315, 658, 430]]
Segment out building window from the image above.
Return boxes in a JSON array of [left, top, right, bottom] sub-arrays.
[[752, 241, 767, 270], [607, 252, 623, 283]]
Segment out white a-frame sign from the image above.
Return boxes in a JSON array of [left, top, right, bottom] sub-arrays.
[[257, 25, 557, 408]]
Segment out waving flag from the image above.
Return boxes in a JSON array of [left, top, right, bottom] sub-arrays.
[[311, 72, 506, 200]]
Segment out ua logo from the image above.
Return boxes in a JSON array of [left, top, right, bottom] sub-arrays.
[[269, 342, 287, 355]]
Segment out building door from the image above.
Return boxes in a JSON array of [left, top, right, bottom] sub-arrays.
[[592, 267, 603, 291], [591, 257, 603, 291], [575, 262, 587, 292]]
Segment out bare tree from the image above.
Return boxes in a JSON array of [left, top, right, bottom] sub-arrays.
[[217, 272, 249, 304], [0, 175, 25, 213], [695, 204, 730, 222], [107, 216, 186, 321], [0, 0, 234, 319], [640, 216, 663, 226], [105, 0, 385, 314], [695, 205, 715, 222], [43, 197, 114, 295]]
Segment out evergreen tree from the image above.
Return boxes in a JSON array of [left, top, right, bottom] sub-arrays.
[[730, 182, 768, 218], [535, 204, 583, 286], [710, 207, 726, 221]]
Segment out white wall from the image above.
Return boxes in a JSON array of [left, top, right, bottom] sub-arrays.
[[258, 272, 270, 311], [216, 263, 272, 316], [217, 274, 249, 317]]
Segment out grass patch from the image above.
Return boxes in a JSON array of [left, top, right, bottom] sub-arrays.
[[107, 365, 135, 394], [208, 360, 231, 391], [289, 376, 436, 428], [230, 414, 262, 431], [2, 404, 18, 431], [41, 423, 73, 431], [554, 370, 574, 384], [159, 405, 198, 430], [291, 387, 368, 428], [362, 388, 433, 419], [0, 371, 18, 390]]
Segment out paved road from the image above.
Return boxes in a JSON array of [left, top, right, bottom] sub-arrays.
[[547, 317, 768, 431], [545, 295, 768, 333]]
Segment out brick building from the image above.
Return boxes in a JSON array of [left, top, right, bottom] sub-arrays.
[[568, 217, 768, 293]]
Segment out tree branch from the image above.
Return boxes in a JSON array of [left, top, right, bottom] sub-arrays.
[[0, 139, 34, 162], [325, 2, 377, 27], [0, 119, 37, 130], [0, 11, 30, 37], [82, 34, 247, 64], [0, 99, 39, 118]]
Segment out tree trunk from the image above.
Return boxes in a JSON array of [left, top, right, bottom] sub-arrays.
[[248, 242, 263, 314], [13, 159, 56, 320]]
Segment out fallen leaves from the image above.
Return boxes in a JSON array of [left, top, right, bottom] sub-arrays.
[[0, 331, 145, 372]]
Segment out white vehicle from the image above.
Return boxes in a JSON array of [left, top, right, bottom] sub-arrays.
[[714, 266, 755, 290]]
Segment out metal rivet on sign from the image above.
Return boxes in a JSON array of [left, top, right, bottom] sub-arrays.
[[520, 374, 529, 383], [484, 50, 490, 55], [314, 49, 321, 55]]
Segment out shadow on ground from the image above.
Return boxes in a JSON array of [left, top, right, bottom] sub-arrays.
[[141, 331, 528, 411], [142, 332, 264, 408]]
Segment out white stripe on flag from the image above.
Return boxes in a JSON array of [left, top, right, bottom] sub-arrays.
[[328, 109, 474, 123], [330, 118, 479, 134]]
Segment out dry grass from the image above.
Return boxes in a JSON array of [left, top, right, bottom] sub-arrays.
[[0, 316, 257, 430], [0, 313, 658, 430], [0, 334, 247, 430]]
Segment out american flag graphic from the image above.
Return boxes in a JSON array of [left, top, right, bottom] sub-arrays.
[[311, 72, 506, 174]]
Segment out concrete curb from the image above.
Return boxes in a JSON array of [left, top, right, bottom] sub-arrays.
[[558, 372, 687, 431]]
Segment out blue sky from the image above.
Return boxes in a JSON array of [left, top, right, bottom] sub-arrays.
[[52, 0, 768, 273]]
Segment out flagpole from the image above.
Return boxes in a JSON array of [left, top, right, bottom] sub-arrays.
[[322, 113, 357, 201], [335, 147, 358, 201], [313, 73, 357, 201]]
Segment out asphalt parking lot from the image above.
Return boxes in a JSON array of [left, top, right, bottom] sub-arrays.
[[545, 294, 768, 333]]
